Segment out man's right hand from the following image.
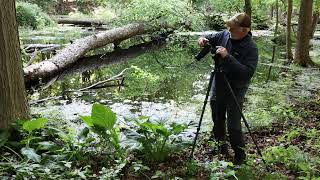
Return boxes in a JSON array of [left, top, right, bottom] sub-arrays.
[[198, 37, 209, 47]]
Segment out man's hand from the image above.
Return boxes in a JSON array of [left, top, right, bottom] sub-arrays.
[[215, 46, 228, 58], [198, 37, 209, 47]]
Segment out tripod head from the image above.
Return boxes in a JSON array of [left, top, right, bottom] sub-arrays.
[[195, 43, 223, 69]]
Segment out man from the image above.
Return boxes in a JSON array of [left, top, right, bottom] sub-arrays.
[[197, 13, 259, 165]]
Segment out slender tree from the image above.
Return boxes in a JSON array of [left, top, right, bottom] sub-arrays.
[[286, 0, 294, 62], [310, 0, 320, 39], [0, 0, 30, 128], [294, 0, 314, 66], [244, 0, 252, 18], [267, 0, 279, 82], [244, 0, 252, 29]]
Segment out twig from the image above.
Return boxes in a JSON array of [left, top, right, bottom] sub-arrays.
[[25, 49, 38, 67], [65, 68, 131, 92]]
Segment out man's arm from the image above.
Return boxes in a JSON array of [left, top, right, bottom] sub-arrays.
[[196, 32, 224, 61], [223, 45, 259, 80]]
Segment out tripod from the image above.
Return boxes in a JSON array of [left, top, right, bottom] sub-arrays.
[[189, 50, 269, 170]]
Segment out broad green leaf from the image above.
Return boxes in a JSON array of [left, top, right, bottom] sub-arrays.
[[22, 118, 48, 133], [80, 116, 93, 126], [171, 123, 187, 135], [21, 147, 41, 162], [91, 104, 116, 129], [140, 122, 158, 133], [156, 127, 170, 137]]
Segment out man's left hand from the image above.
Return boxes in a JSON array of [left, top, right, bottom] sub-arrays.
[[215, 46, 228, 58]]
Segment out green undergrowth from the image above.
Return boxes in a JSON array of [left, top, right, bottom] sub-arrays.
[[0, 104, 190, 179]]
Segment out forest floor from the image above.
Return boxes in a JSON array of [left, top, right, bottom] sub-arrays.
[[122, 68, 320, 179]]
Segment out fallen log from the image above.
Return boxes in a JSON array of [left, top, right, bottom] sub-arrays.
[[25, 38, 166, 89], [24, 44, 61, 53], [55, 18, 106, 27], [61, 39, 165, 76], [24, 23, 152, 87]]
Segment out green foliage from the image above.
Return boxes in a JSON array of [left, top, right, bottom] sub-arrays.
[[121, 0, 203, 30], [204, 14, 225, 30], [22, 118, 48, 133], [80, 104, 123, 157], [129, 117, 189, 162], [186, 159, 199, 176], [245, 80, 296, 128], [251, 12, 269, 30], [19, 0, 57, 12], [0, 107, 126, 179], [208, 161, 237, 179], [264, 146, 320, 177], [206, 0, 244, 14], [16, 2, 55, 29]]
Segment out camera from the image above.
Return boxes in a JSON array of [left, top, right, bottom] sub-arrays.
[[195, 43, 219, 61]]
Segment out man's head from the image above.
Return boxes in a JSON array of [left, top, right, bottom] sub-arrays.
[[225, 13, 251, 40]]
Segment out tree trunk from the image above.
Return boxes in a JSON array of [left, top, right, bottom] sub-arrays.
[[286, 0, 294, 62], [244, 0, 252, 29], [54, 18, 107, 27], [310, 12, 320, 39], [0, 0, 30, 129], [267, 0, 279, 82], [23, 23, 152, 87], [244, 0, 252, 18], [44, 39, 166, 85], [294, 0, 314, 67], [270, 5, 274, 20]]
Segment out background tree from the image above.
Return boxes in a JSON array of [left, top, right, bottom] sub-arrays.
[[0, 0, 30, 128], [244, 0, 252, 29], [310, 0, 320, 39], [286, 0, 294, 62], [294, 0, 314, 66], [244, 0, 252, 17], [267, 0, 279, 82]]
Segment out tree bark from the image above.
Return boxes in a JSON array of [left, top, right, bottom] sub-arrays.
[[0, 0, 30, 128], [244, 0, 252, 19], [294, 0, 314, 67], [310, 12, 320, 39], [244, 0, 252, 29], [270, 5, 274, 20], [286, 0, 294, 62], [267, 0, 279, 82], [54, 18, 107, 27], [23, 23, 152, 87]]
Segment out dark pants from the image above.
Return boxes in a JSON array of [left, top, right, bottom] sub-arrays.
[[210, 87, 247, 160]]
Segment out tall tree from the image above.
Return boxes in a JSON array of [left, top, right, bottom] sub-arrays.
[[286, 0, 294, 62], [244, 0, 252, 17], [267, 0, 279, 82], [310, 0, 320, 39], [294, 0, 315, 66], [0, 0, 30, 128]]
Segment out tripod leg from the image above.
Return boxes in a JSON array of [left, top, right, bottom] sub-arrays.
[[189, 70, 215, 159], [222, 73, 270, 170]]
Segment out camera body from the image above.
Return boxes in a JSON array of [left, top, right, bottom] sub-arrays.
[[195, 43, 219, 61]]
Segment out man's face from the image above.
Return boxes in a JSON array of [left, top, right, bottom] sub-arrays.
[[227, 26, 246, 40]]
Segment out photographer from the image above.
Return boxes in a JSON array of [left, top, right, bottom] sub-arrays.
[[197, 13, 259, 165]]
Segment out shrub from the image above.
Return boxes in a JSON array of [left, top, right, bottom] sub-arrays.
[[16, 2, 55, 29], [252, 13, 269, 30], [204, 14, 225, 30], [121, 0, 203, 30], [128, 116, 189, 162]]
